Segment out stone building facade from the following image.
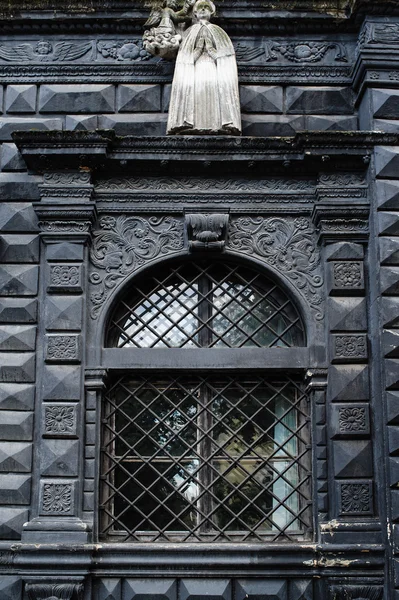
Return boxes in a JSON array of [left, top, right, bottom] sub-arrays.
[[1, 0, 399, 598]]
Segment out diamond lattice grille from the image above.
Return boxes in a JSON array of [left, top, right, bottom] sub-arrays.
[[107, 261, 305, 349], [100, 374, 311, 542]]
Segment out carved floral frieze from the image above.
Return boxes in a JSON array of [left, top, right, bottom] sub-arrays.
[[227, 217, 324, 319], [89, 215, 184, 319], [265, 41, 348, 63], [95, 177, 315, 192]]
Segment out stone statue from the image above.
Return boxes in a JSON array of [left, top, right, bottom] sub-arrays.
[[143, 0, 193, 60], [166, 0, 241, 135]]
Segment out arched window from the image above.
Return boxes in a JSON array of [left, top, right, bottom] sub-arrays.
[[100, 258, 311, 543]]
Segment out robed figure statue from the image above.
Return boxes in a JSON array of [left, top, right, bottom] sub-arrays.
[[166, 0, 241, 135]]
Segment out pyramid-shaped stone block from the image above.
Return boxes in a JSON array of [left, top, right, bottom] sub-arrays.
[[376, 180, 399, 210], [117, 84, 161, 112], [375, 147, 399, 179], [387, 391, 399, 425], [6, 84, 36, 113], [372, 88, 399, 119], [180, 580, 230, 600], [328, 297, 367, 331], [0, 352, 35, 383], [380, 266, 399, 295], [328, 365, 369, 402], [0, 298, 37, 324], [378, 213, 399, 237], [286, 86, 353, 115], [0, 383, 34, 411], [236, 580, 287, 600], [242, 115, 304, 136], [389, 456, 399, 487], [0, 202, 38, 232], [1, 143, 26, 171], [385, 359, 399, 389], [290, 580, 313, 600], [65, 114, 99, 131], [0, 442, 32, 472], [123, 579, 177, 600], [380, 237, 399, 266], [39, 84, 115, 113], [42, 365, 81, 400], [333, 440, 373, 477], [384, 330, 399, 357], [0, 576, 22, 600], [240, 85, 283, 113], [382, 297, 399, 328], [40, 439, 79, 476], [326, 242, 364, 261], [96, 578, 121, 600], [0, 118, 62, 141], [0, 474, 31, 504], [46, 242, 84, 262], [0, 234, 39, 263], [0, 325, 36, 351], [0, 265, 38, 296], [0, 507, 28, 539], [388, 425, 399, 455], [0, 411, 33, 440], [305, 115, 358, 131], [45, 296, 83, 331]]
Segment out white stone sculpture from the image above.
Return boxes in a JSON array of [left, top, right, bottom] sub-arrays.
[[143, 0, 193, 60], [167, 0, 241, 135]]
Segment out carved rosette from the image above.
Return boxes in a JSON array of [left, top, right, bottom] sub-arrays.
[[89, 215, 184, 319], [227, 216, 324, 319]]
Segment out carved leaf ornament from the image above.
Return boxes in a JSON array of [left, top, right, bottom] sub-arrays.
[[89, 216, 184, 319], [228, 217, 323, 319]]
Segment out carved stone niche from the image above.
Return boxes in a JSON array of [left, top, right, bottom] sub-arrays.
[[25, 582, 83, 600], [185, 213, 229, 251]]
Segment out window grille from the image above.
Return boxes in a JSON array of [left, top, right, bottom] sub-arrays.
[[100, 373, 311, 542], [106, 260, 305, 349]]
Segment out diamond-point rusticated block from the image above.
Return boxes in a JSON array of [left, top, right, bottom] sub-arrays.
[[180, 580, 230, 600], [0, 265, 38, 297], [42, 365, 81, 401], [6, 84, 36, 113], [40, 438, 79, 477], [236, 579, 287, 600], [0, 442, 32, 472], [96, 578, 121, 600], [123, 579, 177, 600], [333, 439, 373, 477], [0, 507, 28, 540]]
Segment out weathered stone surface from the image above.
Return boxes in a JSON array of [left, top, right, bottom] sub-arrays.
[[39, 480, 75, 515], [379, 213, 399, 237], [376, 180, 399, 210], [0, 117, 63, 141], [98, 113, 168, 136], [0, 265, 38, 296], [39, 84, 115, 113], [388, 391, 399, 425], [40, 439, 79, 476], [331, 404, 370, 437], [180, 579, 231, 600], [122, 580, 177, 600], [0, 474, 31, 504], [0, 412, 33, 441], [386, 359, 399, 390], [286, 87, 353, 115], [382, 297, 399, 328], [96, 578, 122, 600], [43, 403, 78, 437], [1, 143, 26, 171], [380, 238, 399, 266], [0, 507, 28, 540], [117, 84, 161, 113], [0, 203, 38, 232], [46, 242, 84, 262], [0, 353, 35, 383], [373, 119, 399, 133], [0, 383, 34, 411], [0, 234, 39, 263], [328, 261, 365, 295], [65, 114, 98, 131], [242, 115, 304, 136], [0, 325, 36, 351], [239, 86, 283, 114], [384, 330, 399, 358], [372, 89, 399, 120], [0, 576, 22, 600], [6, 85, 36, 114], [381, 266, 399, 296], [0, 442, 32, 472], [326, 242, 364, 261], [0, 298, 37, 323]]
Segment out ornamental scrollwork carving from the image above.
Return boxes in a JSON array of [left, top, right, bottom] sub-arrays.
[[96, 177, 315, 192], [265, 41, 347, 63], [227, 217, 324, 319], [26, 582, 83, 600], [43, 172, 91, 185], [89, 216, 184, 319]]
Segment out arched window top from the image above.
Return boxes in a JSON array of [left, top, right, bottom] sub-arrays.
[[106, 258, 306, 349]]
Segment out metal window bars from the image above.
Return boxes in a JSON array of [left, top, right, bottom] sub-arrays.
[[107, 261, 305, 349], [100, 373, 312, 542]]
